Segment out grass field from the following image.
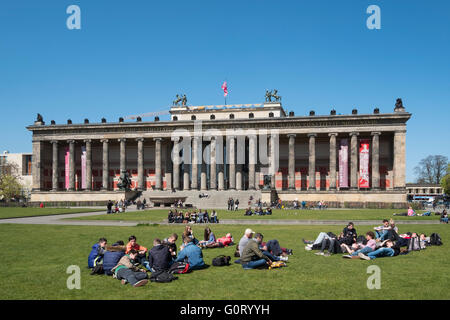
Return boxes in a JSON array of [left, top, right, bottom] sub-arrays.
[[1, 223, 448, 300], [0, 207, 103, 219], [66, 208, 436, 223]]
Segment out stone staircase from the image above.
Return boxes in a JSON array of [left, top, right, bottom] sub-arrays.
[[140, 189, 262, 209]]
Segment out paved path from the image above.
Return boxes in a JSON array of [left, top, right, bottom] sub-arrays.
[[0, 209, 441, 227]]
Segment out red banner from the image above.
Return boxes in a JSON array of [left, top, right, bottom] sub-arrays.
[[339, 139, 349, 188], [359, 139, 370, 188]]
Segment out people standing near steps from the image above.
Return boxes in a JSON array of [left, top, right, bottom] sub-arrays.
[[235, 198, 239, 211]]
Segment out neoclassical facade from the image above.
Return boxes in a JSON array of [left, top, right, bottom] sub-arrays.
[[27, 100, 411, 207]]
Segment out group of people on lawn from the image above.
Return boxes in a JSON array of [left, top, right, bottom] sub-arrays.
[[88, 225, 293, 287], [303, 218, 436, 260], [244, 207, 272, 216], [168, 209, 219, 224]]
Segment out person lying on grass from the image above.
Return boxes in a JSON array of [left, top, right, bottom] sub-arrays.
[[111, 249, 149, 287], [200, 233, 234, 249], [303, 222, 357, 249], [236, 231, 288, 262], [358, 239, 401, 260], [342, 231, 377, 259]]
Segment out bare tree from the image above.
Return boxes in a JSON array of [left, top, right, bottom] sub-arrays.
[[414, 155, 448, 184]]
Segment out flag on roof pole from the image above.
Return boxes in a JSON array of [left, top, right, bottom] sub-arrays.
[[221, 81, 228, 105], [221, 81, 228, 97]]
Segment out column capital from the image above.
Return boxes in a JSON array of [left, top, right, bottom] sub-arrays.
[[67, 139, 75, 144], [371, 132, 381, 136], [136, 138, 144, 142], [394, 129, 407, 134], [287, 133, 296, 138], [227, 135, 236, 140], [50, 140, 59, 144], [100, 139, 109, 143], [153, 137, 162, 142], [328, 132, 338, 137], [172, 136, 181, 142], [349, 132, 359, 137], [83, 139, 92, 143], [307, 133, 317, 138], [118, 138, 126, 142]]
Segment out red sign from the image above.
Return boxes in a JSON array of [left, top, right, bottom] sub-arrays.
[[359, 140, 370, 188]]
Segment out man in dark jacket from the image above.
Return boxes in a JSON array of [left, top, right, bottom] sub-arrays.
[[339, 222, 357, 245], [103, 241, 126, 275], [148, 238, 172, 272]]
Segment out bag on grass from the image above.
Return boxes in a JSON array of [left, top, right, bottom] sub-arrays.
[[168, 262, 191, 274], [90, 264, 104, 275], [407, 237, 423, 251], [150, 270, 178, 283], [430, 233, 443, 246], [212, 255, 231, 266], [268, 261, 286, 270]]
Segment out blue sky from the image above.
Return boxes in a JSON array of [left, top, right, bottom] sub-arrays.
[[0, 0, 449, 182]]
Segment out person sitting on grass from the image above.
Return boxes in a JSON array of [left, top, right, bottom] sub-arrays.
[[102, 240, 126, 276], [180, 225, 199, 250], [148, 238, 173, 272], [175, 237, 207, 271], [88, 237, 107, 269], [126, 235, 150, 271], [240, 233, 272, 270], [111, 249, 148, 287], [238, 228, 255, 255], [407, 206, 416, 216], [210, 210, 218, 223], [183, 211, 190, 223], [440, 209, 448, 224], [342, 231, 377, 258], [358, 239, 401, 260], [374, 219, 391, 241], [259, 238, 290, 260], [198, 227, 216, 247], [265, 207, 272, 215], [244, 208, 253, 216]]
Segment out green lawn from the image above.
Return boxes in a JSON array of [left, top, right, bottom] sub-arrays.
[[66, 208, 436, 223], [1, 223, 448, 300], [0, 207, 103, 219]]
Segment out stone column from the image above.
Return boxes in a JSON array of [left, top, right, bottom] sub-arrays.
[[228, 136, 236, 190], [119, 138, 126, 173], [269, 135, 275, 189], [200, 162, 207, 191], [328, 133, 338, 190], [172, 137, 180, 190], [349, 132, 359, 190], [101, 139, 109, 190], [68, 140, 75, 191], [210, 137, 217, 190], [191, 137, 199, 190], [136, 138, 144, 190], [393, 130, 406, 189], [84, 139, 92, 191], [247, 135, 257, 190], [235, 136, 242, 191], [31, 141, 43, 191], [51, 140, 59, 191], [154, 138, 162, 190], [287, 134, 296, 190], [308, 133, 317, 190], [371, 132, 381, 189]]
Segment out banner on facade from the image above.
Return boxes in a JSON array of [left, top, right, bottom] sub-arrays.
[[359, 139, 370, 188], [81, 146, 86, 189], [65, 147, 69, 189], [339, 139, 349, 188]]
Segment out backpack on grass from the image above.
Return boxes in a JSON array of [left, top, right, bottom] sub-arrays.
[[407, 237, 425, 251], [430, 233, 443, 246], [212, 255, 231, 266], [168, 262, 191, 274], [150, 270, 178, 283]]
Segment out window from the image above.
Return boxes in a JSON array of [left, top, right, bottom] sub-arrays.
[[191, 115, 196, 120], [229, 114, 234, 119], [210, 114, 215, 120], [249, 113, 254, 118], [24, 155, 32, 175], [173, 116, 178, 121], [269, 112, 274, 117]]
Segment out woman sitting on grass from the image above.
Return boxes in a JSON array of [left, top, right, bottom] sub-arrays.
[[342, 231, 376, 258], [198, 227, 216, 247], [180, 225, 199, 250]]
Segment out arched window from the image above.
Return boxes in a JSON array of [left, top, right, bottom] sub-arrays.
[[269, 112, 274, 118], [210, 114, 215, 120], [229, 114, 235, 119], [249, 113, 254, 119], [191, 115, 196, 120], [173, 116, 178, 121]]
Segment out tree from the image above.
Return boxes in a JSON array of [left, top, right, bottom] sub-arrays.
[[441, 164, 450, 195], [0, 174, 23, 202], [414, 155, 448, 184]]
